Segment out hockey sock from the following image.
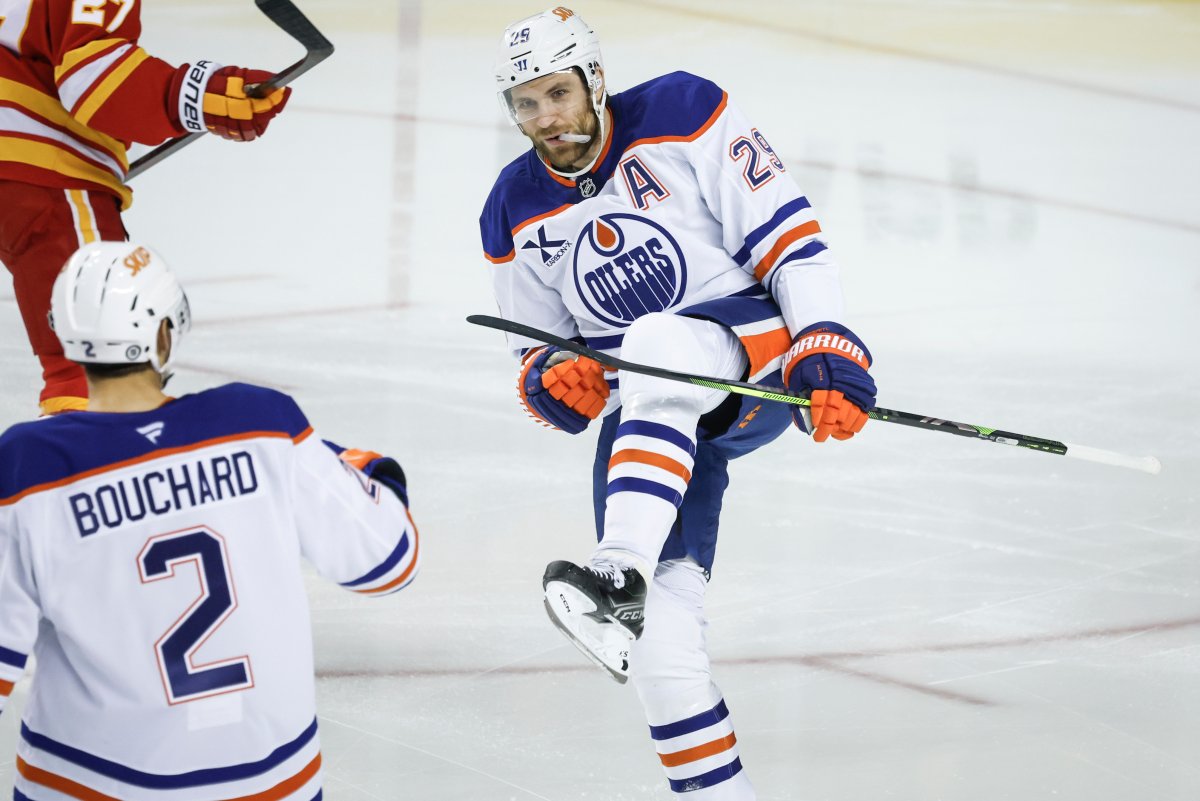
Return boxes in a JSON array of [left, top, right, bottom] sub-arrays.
[[594, 409, 697, 572]]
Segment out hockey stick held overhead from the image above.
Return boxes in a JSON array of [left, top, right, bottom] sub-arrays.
[[467, 314, 1162, 475], [126, 0, 334, 180]]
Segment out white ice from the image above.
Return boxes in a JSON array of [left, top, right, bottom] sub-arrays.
[[1, 1, 1197, 799]]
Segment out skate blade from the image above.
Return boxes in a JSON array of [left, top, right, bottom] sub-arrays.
[[542, 590, 632, 685]]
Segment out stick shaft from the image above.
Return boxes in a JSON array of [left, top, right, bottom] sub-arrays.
[[466, 314, 1160, 474]]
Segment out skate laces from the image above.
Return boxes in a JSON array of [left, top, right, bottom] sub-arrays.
[[586, 561, 626, 590]]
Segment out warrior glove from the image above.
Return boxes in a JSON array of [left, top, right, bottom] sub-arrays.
[[782, 321, 877, 442], [519, 346, 610, 434]]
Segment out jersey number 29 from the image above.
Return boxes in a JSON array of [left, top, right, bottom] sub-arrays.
[[138, 526, 254, 704]]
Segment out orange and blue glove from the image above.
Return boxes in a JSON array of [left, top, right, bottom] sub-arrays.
[[518, 346, 610, 434], [323, 441, 408, 506], [172, 61, 291, 141], [782, 321, 876, 442]]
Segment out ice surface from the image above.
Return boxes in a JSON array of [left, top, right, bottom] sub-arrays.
[[1, 1, 1197, 798]]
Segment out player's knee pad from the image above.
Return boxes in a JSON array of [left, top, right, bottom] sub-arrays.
[[620, 314, 746, 417]]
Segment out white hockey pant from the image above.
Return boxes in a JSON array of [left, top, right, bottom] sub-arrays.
[[632, 558, 755, 800], [593, 312, 747, 571]]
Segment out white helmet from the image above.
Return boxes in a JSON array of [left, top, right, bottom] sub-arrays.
[[50, 241, 191, 380], [494, 7, 606, 127]]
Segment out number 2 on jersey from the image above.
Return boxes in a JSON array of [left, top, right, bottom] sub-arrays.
[[138, 526, 253, 704], [729, 128, 786, 191]]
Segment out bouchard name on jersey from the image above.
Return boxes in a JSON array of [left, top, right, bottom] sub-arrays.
[[0, 383, 419, 801]]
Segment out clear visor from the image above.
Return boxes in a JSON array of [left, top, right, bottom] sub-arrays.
[[502, 69, 591, 126]]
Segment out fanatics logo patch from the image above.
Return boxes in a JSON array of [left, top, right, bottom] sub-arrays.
[[136, 421, 165, 444]]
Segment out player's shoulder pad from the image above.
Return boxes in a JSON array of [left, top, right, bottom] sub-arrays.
[[480, 149, 574, 264], [201, 383, 312, 441], [0, 385, 312, 504], [612, 71, 728, 143]]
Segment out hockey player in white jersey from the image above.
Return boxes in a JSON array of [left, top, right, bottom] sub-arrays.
[[481, 8, 877, 799], [0, 242, 419, 800]]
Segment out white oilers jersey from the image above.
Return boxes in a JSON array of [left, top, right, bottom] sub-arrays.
[[0, 383, 419, 800], [480, 71, 846, 391]]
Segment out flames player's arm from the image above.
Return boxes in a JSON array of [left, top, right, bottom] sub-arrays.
[[291, 433, 420, 597], [50, 0, 186, 144], [50, 0, 288, 146], [0, 512, 40, 715]]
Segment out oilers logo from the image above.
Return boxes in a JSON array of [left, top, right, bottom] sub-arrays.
[[573, 213, 687, 326]]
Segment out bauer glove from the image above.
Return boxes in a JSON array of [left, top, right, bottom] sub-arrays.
[[782, 322, 876, 442], [323, 440, 408, 506], [171, 62, 291, 141], [518, 346, 609, 434]]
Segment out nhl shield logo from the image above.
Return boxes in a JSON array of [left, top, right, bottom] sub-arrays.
[[572, 213, 688, 327], [578, 177, 597, 198]]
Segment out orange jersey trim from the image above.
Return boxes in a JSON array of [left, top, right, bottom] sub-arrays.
[[739, 326, 791, 377], [16, 753, 321, 801], [354, 507, 420, 595], [0, 679, 14, 697], [609, 449, 692, 483], [659, 733, 737, 768], [484, 248, 515, 265], [624, 92, 728, 153], [0, 429, 305, 507], [511, 203, 573, 238], [752, 220, 822, 282]]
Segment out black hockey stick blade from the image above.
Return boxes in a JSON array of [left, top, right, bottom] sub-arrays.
[[466, 314, 1161, 474], [127, 0, 334, 180]]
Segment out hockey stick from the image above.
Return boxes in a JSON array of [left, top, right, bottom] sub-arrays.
[[466, 314, 1162, 475], [126, 0, 334, 180]]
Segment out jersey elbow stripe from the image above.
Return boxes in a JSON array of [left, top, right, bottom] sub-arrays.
[[74, 47, 150, 125], [55, 40, 130, 109], [732, 196, 812, 267], [751, 220, 822, 282], [484, 248, 515, 264], [352, 509, 420, 595]]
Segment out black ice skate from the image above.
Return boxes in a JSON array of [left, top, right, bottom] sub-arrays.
[[542, 560, 647, 684]]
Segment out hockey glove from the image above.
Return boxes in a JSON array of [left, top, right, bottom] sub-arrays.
[[323, 440, 409, 506], [172, 62, 290, 141], [782, 321, 877, 442], [518, 346, 609, 434]]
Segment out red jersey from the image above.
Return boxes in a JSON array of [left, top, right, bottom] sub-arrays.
[[0, 0, 187, 208]]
